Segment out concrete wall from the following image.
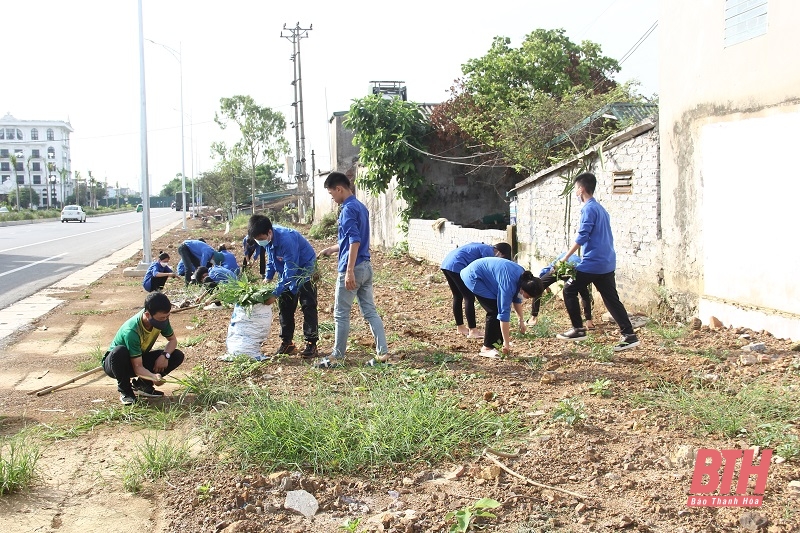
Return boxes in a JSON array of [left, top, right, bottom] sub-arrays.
[[660, 0, 800, 338], [513, 120, 661, 311], [356, 174, 407, 251], [407, 219, 508, 266]]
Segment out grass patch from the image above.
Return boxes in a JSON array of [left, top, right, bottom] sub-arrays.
[[217, 372, 520, 474], [42, 403, 183, 440], [318, 321, 335, 334], [0, 431, 41, 496], [308, 212, 338, 240], [522, 313, 557, 339], [70, 309, 112, 316], [424, 351, 463, 364], [633, 379, 800, 449], [172, 364, 253, 406], [77, 345, 106, 372], [179, 334, 207, 348], [122, 435, 192, 492], [646, 321, 687, 341]]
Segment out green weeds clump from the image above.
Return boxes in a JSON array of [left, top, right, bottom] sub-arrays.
[[0, 432, 41, 496]]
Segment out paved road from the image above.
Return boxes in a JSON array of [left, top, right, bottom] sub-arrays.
[[0, 208, 184, 310]]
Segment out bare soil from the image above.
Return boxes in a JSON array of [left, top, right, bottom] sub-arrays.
[[1, 220, 798, 533]]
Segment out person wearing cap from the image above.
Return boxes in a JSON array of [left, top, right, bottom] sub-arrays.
[[213, 249, 241, 277], [177, 238, 215, 286], [460, 257, 543, 358], [528, 253, 593, 329], [247, 214, 319, 359], [440, 242, 512, 338]]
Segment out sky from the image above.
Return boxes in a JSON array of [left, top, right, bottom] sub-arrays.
[[4, 0, 659, 195]]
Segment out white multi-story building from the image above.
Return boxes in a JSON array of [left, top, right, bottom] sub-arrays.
[[0, 112, 74, 208]]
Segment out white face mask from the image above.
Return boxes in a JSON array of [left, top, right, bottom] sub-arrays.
[[255, 238, 270, 247], [160, 261, 169, 267]]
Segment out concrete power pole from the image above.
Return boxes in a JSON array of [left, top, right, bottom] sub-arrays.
[[281, 23, 312, 222]]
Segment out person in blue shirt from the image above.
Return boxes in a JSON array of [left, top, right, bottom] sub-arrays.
[[177, 238, 215, 286], [213, 249, 240, 276], [193, 265, 236, 288], [557, 172, 639, 351], [528, 253, 593, 329], [142, 251, 178, 292], [242, 234, 265, 276], [248, 214, 319, 358], [317, 172, 388, 368], [460, 257, 542, 358], [441, 242, 512, 338]]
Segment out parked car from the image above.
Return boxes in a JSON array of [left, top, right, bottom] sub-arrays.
[[136, 203, 143, 212], [61, 205, 86, 223], [0, 206, 9, 213]]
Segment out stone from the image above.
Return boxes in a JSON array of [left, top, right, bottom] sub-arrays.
[[690, 316, 702, 330], [739, 333, 751, 339], [758, 354, 772, 364], [444, 465, 466, 480], [791, 342, 800, 352], [739, 511, 769, 531], [617, 515, 634, 528], [476, 465, 501, 480], [739, 353, 758, 366], [575, 502, 587, 514], [788, 480, 800, 497], [741, 342, 767, 353], [709, 316, 723, 329], [631, 408, 647, 417], [220, 521, 250, 533], [672, 445, 695, 467], [284, 490, 319, 518], [269, 470, 290, 483], [540, 371, 558, 384]]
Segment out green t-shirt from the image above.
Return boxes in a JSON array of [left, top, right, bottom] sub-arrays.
[[109, 310, 174, 358]]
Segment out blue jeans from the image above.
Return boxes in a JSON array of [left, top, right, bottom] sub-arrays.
[[332, 261, 387, 359]]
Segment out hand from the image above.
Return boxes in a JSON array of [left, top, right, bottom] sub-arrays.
[[345, 270, 356, 291], [518, 323, 527, 335], [151, 374, 165, 386], [502, 343, 511, 354], [154, 355, 168, 373], [265, 296, 277, 305]]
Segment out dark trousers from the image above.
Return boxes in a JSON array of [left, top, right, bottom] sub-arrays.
[[177, 244, 202, 285], [243, 248, 266, 277], [474, 294, 502, 350], [564, 270, 633, 335], [442, 268, 478, 329], [533, 271, 592, 320], [278, 278, 319, 343], [149, 276, 168, 292], [102, 345, 185, 392]]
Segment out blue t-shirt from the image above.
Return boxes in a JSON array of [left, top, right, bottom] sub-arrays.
[[441, 243, 495, 273], [142, 261, 173, 291], [183, 240, 215, 267], [575, 198, 616, 274], [218, 250, 240, 276], [176, 260, 185, 276], [265, 225, 317, 296], [207, 265, 236, 283], [336, 195, 371, 273], [460, 257, 524, 322]]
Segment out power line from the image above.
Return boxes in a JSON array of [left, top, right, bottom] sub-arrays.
[[619, 21, 658, 65]]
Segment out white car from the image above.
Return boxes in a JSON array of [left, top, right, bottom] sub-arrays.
[[61, 205, 86, 223]]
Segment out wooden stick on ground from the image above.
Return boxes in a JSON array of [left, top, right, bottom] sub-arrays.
[[483, 451, 588, 500], [35, 366, 104, 397]]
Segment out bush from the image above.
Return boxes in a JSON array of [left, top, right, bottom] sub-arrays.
[[308, 212, 338, 239]]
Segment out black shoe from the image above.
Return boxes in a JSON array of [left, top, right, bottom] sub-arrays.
[[118, 383, 137, 405], [300, 342, 318, 358], [276, 340, 297, 355], [556, 327, 587, 341], [613, 334, 640, 352], [132, 378, 164, 398]]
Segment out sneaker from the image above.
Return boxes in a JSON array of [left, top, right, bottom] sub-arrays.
[[119, 392, 137, 405], [299, 342, 318, 358], [276, 340, 297, 355], [316, 357, 343, 369], [556, 327, 587, 341], [613, 334, 640, 352], [365, 355, 392, 367], [203, 302, 224, 311], [132, 378, 165, 398], [478, 348, 501, 359]]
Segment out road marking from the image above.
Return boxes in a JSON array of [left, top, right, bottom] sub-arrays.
[[0, 253, 69, 278]]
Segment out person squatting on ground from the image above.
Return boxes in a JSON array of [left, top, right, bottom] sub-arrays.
[[528, 253, 593, 329], [316, 171, 388, 368], [248, 214, 320, 358], [440, 242, 512, 339], [215, 246, 241, 276], [242, 234, 266, 277], [102, 292, 185, 404], [194, 263, 236, 290], [460, 256, 543, 358], [177, 238, 215, 286], [556, 172, 640, 351], [142, 251, 178, 292]]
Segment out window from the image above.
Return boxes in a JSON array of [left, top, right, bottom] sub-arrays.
[[0, 162, 8, 171], [33, 175, 42, 185], [612, 170, 634, 194], [46, 128, 54, 141], [14, 150, 23, 158], [31, 149, 40, 158], [0, 149, 8, 157], [17, 175, 24, 184], [32, 162, 41, 171], [31, 128, 38, 140], [0, 129, 4, 139], [16, 129, 23, 140], [725, 0, 768, 47], [47, 147, 55, 159], [5, 128, 15, 140], [15, 162, 24, 172], [1, 175, 8, 183]]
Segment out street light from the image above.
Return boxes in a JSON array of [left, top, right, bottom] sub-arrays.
[[49, 174, 57, 208], [145, 37, 187, 230]]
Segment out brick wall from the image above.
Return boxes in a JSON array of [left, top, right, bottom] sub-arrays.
[[407, 219, 508, 266]]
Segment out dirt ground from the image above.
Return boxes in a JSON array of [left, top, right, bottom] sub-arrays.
[[1, 220, 798, 533]]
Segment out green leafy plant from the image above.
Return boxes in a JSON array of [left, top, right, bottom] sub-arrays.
[[213, 271, 276, 310], [122, 435, 192, 492], [309, 212, 338, 239], [588, 378, 613, 397], [77, 344, 106, 372], [444, 498, 501, 533], [552, 397, 587, 427], [0, 432, 41, 496], [339, 518, 361, 532], [553, 259, 576, 280], [196, 481, 215, 502]]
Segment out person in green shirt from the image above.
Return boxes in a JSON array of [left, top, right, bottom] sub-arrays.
[[102, 292, 185, 404]]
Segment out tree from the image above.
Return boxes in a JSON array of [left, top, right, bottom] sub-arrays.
[[215, 95, 289, 210], [344, 94, 432, 229], [9, 153, 20, 210], [160, 174, 184, 198], [57, 166, 69, 208], [73, 171, 83, 206], [430, 28, 639, 174], [10, 188, 39, 208]]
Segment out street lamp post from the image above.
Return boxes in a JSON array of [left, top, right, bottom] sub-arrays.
[[146, 38, 187, 230], [49, 175, 57, 208], [137, 0, 153, 266]]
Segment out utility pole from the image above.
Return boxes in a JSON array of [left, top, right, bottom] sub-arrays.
[[310, 149, 316, 219], [281, 22, 312, 221]]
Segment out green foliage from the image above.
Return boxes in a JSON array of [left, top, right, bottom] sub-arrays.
[[196, 481, 215, 501], [213, 271, 276, 310], [387, 241, 409, 258], [553, 258, 576, 279], [344, 95, 431, 231], [588, 378, 613, 397], [122, 435, 192, 492], [309, 211, 338, 239], [339, 518, 362, 532], [8, 187, 40, 208], [77, 345, 105, 372], [0, 432, 41, 496], [552, 397, 587, 427], [444, 498, 501, 533]]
